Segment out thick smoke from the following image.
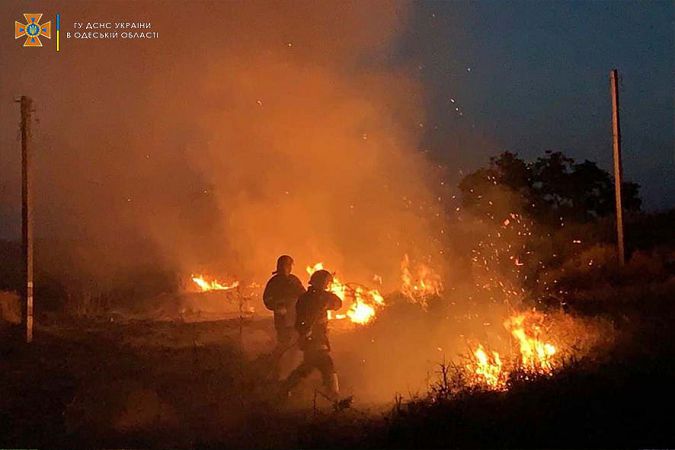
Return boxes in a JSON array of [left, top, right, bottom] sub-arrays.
[[2, 2, 613, 405], [0, 1, 446, 290]]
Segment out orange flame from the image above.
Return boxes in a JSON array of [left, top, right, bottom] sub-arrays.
[[468, 311, 558, 390], [506, 314, 557, 372], [471, 344, 507, 390], [400, 254, 443, 306], [191, 275, 240, 292], [306, 262, 384, 325]]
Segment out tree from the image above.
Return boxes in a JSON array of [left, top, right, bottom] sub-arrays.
[[459, 151, 641, 223]]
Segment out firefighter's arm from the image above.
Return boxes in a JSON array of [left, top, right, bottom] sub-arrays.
[[262, 279, 276, 311], [326, 292, 342, 311], [290, 275, 306, 296], [295, 301, 311, 335], [295, 318, 310, 336]]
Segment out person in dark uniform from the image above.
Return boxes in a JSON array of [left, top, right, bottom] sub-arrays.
[[263, 255, 306, 351], [281, 269, 342, 399]]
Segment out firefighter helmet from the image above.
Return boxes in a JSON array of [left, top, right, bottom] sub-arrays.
[[309, 269, 333, 289], [273, 255, 294, 274]]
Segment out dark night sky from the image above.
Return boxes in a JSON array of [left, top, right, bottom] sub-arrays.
[[397, 0, 673, 210]]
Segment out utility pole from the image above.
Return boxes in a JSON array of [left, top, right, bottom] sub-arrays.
[[610, 69, 625, 266], [19, 96, 34, 342]]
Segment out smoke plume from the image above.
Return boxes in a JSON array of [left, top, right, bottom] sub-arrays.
[[1, 0, 446, 289]]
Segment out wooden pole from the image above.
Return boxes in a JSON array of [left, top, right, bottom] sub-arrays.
[[19, 96, 34, 342], [610, 69, 625, 266]]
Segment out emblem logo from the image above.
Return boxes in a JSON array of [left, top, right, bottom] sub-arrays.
[[15, 13, 52, 47]]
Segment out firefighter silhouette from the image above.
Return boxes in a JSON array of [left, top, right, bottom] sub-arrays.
[[263, 255, 306, 377], [281, 269, 342, 399]]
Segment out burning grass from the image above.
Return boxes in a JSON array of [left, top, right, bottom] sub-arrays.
[[1, 268, 670, 448], [186, 249, 609, 396], [466, 310, 560, 390], [191, 275, 240, 292], [400, 254, 443, 308], [305, 262, 385, 325]]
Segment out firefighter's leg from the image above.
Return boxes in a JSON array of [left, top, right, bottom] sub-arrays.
[[316, 351, 339, 400], [270, 327, 295, 380], [281, 351, 315, 395]]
